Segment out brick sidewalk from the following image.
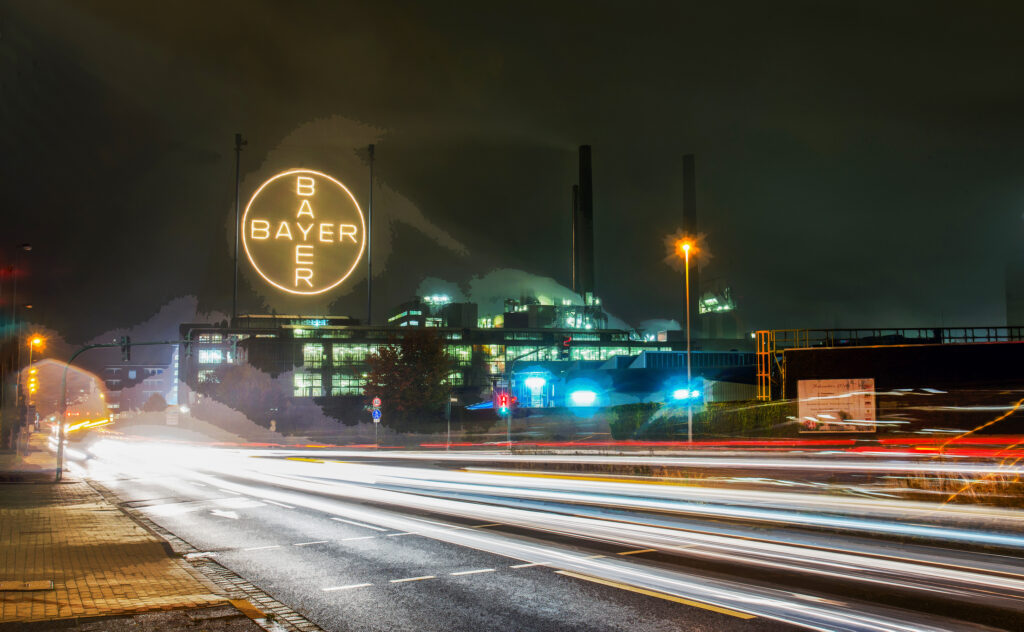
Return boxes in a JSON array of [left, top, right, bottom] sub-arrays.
[[0, 478, 224, 623]]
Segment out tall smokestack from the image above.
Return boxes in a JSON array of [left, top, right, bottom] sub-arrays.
[[578, 145, 595, 301], [682, 154, 701, 338], [571, 184, 579, 294]]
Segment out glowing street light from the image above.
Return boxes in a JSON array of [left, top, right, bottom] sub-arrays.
[[665, 231, 709, 444]]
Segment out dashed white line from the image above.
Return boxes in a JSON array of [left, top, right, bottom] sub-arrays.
[[450, 568, 495, 576], [323, 583, 372, 591], [294, 540, 328, 546], [386, 532, 415, 537], [339, 536, 376, 542], [390, 575, 435, 583], [331, 517, 387, 531], [243, 545, 280, 551], [263, 499, 295, 509], [510, 562, 549, 569]]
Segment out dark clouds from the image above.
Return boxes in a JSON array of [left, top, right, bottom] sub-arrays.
[[3, 0, 1023, 342]]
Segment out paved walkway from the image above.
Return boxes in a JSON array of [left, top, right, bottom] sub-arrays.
[[0, 477, 225, 623], [0, 429, 56, 482]]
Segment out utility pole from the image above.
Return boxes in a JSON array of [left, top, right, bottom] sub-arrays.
[[12, 244, 31, 414], [232, 133, 247, 325], [366, 144, 374, 326]]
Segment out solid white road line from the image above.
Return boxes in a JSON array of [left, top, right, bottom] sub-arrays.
[[331, 517, 387, 531]]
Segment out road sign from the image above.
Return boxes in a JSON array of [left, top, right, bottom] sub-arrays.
[[372, 397, 382, 408], [372, 408, 382, 422]]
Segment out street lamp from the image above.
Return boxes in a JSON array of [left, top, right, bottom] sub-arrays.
[[680, 240, 693, 443], [666, 234, 702, 444]]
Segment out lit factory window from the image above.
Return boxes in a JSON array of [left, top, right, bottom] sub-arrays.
[[293, 372, 322, 397], [331, 373, 365, 396], [197, 349, 223, 364], [303, 344, 325, 368]]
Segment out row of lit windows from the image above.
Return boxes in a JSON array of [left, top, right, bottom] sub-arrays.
[[301, 343, 475, 368], [294, 372, 370, 397], [303, 342, 675, 368]]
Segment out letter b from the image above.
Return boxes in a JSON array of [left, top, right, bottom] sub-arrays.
[[297, 176, 315, 196]]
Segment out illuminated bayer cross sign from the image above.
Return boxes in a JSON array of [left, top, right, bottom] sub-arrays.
[[242, 169, 366, 295]]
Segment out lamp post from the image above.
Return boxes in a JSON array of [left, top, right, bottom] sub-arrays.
[[11, 244, 32, 414], [683, 243, 693, 443], [670, 237, 695, 444]]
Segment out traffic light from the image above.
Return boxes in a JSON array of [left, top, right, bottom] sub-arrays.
[[495, 391, 512, 416], [120, 336, 131, 362], [559, 335, 573, 360]]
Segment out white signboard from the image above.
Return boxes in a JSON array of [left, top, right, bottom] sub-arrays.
[[797, 378, 876, 433]]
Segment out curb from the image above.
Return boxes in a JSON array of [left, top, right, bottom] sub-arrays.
[[86, 478, 325, 632]]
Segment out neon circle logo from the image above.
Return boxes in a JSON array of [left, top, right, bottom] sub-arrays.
[[242, 169, 366, 296]]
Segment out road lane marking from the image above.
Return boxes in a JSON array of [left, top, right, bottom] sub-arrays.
[[510, 562, 549, 568], [618, 548, 657, 556], [286, 457, 324, 463], [218, 488, 242, 495], [585, 554, 607, 559], [323, 583, 372, 591], [473, 523, 502, 528], [263, 499, 295, 509], [331, 517, 387, 531], [294, 540, 328, 546], [386, 532, 415, 537], [339, 536, 376, 542], [555, 571, 755, 619], [243, 545, 280, 551], [450, 568, 496, 576], [390, 575, 435, 583]]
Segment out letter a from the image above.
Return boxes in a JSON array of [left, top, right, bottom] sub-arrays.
[[297, 199, 315, 219], [297, 176, 315, 196], [274, 221, 293, 240]]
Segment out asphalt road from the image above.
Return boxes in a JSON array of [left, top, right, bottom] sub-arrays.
[[74, 439, 1024, 632]]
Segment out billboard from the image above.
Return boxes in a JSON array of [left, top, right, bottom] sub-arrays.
[[797, 378, 876, 433], [242, 169, 366, 296]]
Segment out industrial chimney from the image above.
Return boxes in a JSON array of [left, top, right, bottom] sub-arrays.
[[576, 145, 595, 302]]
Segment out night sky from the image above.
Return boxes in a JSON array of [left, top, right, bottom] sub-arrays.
[[4, 1, 1024, 345]]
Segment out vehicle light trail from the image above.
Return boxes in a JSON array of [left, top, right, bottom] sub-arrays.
[[72, 438, 1024, 631]]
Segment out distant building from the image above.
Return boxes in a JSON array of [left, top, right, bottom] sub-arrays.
[[103, 348, 177, 414]]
